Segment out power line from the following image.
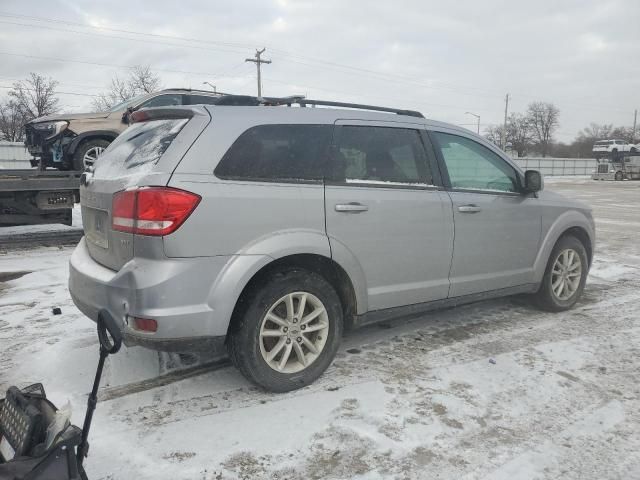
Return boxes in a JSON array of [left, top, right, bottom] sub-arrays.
[[0, 12, 634, 117], [0, 11, 256, 50], [0, 51, 253, 79], [0, 11, 634, 114], [0, 85, 99, 97], [0, 19, 249, 57]]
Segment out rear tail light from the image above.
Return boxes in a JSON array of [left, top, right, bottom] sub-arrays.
[[112, 187, 200, 236], [132, 317, 158, 333]]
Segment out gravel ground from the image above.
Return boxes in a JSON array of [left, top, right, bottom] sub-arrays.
[[0, 178, 639, 480]]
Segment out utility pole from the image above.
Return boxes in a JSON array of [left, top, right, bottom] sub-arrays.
[[501, 93, 510, 149], [465, 111, 481, 135], [633, 109, 638, 144], [245, 48, 271, 97]]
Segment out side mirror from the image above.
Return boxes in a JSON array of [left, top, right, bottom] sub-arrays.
[[523, 170, 543, 193]]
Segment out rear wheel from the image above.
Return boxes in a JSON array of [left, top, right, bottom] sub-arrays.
[[228, 269, 343, 392], [72, 138, 111, 171], [534, 235, 588, 311], [615, 170, 624, 181]]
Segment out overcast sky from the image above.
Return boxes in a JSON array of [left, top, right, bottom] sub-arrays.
[[1, 0, 638, 142]]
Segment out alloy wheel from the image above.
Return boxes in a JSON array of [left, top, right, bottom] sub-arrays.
[[83, 146, 105, 169], [550, 248, 582, 301], [259, 292, 329, 373]]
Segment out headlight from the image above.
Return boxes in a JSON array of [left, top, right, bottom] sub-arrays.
[[32, 120, 69, 139]]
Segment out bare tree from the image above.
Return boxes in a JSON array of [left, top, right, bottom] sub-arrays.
[[92, 65, 162, 111], [505, 113, 534, 157], [579, 122, 614, 140], [611, 126, 634, 143], [0, 100, 27, 141], [8, 73, 60, 121], [526, 101, 560, 157], [484, 125, 505, 146], [484, 114, 533, 157]]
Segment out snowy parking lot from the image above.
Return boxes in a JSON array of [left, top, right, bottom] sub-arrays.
[[1, 177, 639, 480]]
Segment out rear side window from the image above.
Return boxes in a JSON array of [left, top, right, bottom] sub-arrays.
[[332, 126, 432, 185], [93, 118, 188, 178], [215, 124, 332, 182], [189, 94, 220, 105]]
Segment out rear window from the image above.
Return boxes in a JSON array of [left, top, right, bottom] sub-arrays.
[[93, 118, 188, 179], [215, 124, 332, 182]]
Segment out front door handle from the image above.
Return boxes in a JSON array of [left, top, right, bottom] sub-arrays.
[[458, 204, 482, 213], [335, 202, 369, 213]]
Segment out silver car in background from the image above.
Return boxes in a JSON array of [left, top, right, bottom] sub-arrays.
[[69, 97, 595, 392]]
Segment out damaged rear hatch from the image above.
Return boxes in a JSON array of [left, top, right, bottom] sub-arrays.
[[79, 106, 210, 271]]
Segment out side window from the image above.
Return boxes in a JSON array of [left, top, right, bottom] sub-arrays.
[[432, 132, 519, 193], [333, 126, 432, 185], [139, 94, 184, 109], [188, 94, 220, 105], [215, 124, 332, 182]]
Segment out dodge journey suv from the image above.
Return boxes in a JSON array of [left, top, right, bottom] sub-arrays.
[[69, 96, 595, 392]]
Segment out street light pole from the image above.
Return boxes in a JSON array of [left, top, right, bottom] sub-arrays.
[[465, 111, 480, 135], [202, 81, 216, 93]]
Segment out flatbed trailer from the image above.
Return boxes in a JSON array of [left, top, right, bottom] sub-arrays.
[[0, 169, 80, 226]]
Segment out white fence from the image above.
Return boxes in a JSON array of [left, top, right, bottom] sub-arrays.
[[0, 142, 32, 169], [513, 157, 595, 176]]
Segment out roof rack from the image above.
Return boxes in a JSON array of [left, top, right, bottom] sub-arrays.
[[198, 93, 425, 118], [296, 99, 424, 118]]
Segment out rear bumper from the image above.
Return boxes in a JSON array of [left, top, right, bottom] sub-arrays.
[[68, 237, 235, 352]]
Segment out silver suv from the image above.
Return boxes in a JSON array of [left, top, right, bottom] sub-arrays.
[[69, 97, 595, 392]]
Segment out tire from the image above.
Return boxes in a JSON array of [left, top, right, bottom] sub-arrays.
[[615, 171, 624, 181], [631, 147, 637, 153], [534, 235, 588, 312], [72, 138, 111, 171], [228, 269, 343, 392]]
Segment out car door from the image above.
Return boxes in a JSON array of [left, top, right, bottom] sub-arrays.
[[324, 120, 454, 312], [429, 130, 541, 297]]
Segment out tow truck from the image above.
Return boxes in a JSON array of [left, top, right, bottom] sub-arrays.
[[0, 167, 79, 226]]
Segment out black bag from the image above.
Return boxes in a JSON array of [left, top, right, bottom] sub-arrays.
[[0, 385, 83, 480]]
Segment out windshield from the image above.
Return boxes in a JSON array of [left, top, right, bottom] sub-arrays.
[[105, 93, 149, 113]]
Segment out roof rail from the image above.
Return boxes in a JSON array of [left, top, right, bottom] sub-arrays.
[[201, 93, 425, 118], [297, 99, 424, 118]]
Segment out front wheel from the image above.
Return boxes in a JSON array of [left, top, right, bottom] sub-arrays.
[[534, 235, 588, 311], [228, 269, 343, 392], [72, 138, 111, 171], [615, 171, 624, 181]]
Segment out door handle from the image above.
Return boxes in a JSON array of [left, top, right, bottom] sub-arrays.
[[458, 204, 482, 213], [335, 202, 369, 213]]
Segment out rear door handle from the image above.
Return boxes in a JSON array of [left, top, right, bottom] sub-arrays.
[[458, 204, 482, 213], [335, 202, 369, 213]]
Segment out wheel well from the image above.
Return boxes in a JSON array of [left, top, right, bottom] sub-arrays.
[[70, 135, 115, 156], [227, 254, 358, 337], [561, 227, 593, 266]]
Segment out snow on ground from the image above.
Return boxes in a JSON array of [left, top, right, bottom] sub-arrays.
[[1, 179, 639, 479]]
